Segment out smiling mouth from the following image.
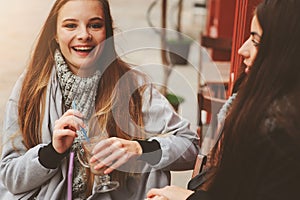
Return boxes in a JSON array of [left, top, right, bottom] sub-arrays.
[[72, 46, 94, 53]]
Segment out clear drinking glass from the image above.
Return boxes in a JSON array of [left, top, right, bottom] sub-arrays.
[[77, 135, 119, 193]]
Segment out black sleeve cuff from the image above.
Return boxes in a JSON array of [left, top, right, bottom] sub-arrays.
[[38, 142, 69, 169], [136, 140, 162, 165]]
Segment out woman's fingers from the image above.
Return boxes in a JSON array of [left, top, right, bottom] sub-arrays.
[[97, 148, 128, 174], [59, 109, 85, 129], [91, 139, 125, 170], [52, 109, 85, 153], [53, 128, 77, 138], [90, 137, 142, 173], [63, 109, 84, 119], [52, 129, 77, 153], [54, 114, 85, 131], [146, 195, 168, 200], [147, 186, 194, 200], [92, 139, 113, 155], [147, 188, 166, 199]]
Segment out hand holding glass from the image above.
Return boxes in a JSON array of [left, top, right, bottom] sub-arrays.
[[77, 135, 119, 193]]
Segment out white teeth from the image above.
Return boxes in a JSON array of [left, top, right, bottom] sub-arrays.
[[74, 46, 93, 51]]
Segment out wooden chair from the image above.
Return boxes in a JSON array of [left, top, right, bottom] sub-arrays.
[[191, 33, 231, 179], [206, 81, 228, 99], [192, 88, 226, 178], [197, 89, 227, 147]]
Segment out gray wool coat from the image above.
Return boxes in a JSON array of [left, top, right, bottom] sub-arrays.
[[0, 68, 198, 200]]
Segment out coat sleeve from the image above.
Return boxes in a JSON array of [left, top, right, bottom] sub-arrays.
[[141, 86, 199, 171], [0, 73, 58, 195]]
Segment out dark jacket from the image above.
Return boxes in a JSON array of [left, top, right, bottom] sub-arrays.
[[188, 92, 300, 200]]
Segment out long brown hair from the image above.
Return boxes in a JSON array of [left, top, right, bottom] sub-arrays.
[[207, 1, 300, 199], [18, 0, 146, 191]]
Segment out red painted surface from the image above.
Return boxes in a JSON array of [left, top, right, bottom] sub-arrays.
[[205, 0, 236, 61]]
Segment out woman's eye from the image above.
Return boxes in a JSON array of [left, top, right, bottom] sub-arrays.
[[64, 24, 77, 29], [250, 32, 261, 47], [88, 23, 103, 29], [251, 39, 260, 47]]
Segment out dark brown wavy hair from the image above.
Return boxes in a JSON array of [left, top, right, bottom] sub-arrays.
[[207, 0, 300, 199]]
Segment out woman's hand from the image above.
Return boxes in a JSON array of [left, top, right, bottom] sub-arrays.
[[145, 195, 168, 200], [146, 186, 194, 200], [90, 137, 143, 174], [52, 109, 85, 154]]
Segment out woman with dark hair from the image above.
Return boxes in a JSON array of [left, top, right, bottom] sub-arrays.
[[0, 0, 198, 199], [147, 0, 300, 199]]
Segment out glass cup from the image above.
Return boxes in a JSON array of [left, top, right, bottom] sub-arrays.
[[77, 135, 119, 193]]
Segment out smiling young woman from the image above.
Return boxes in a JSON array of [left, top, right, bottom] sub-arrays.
[[56, 0, 107, 77]]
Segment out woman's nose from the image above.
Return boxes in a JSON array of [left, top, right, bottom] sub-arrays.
[[238, 39, 250, 58], [77, 27, 92, 41]]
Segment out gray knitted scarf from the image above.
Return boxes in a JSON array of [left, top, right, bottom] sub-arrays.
[[55, 49, 101, 119], [55, 49, 101, 199]]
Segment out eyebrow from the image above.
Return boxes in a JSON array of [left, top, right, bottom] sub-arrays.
[[62, 18, 77, 23], [62, 17, 104, 23], [89, 17, 104, 22]]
